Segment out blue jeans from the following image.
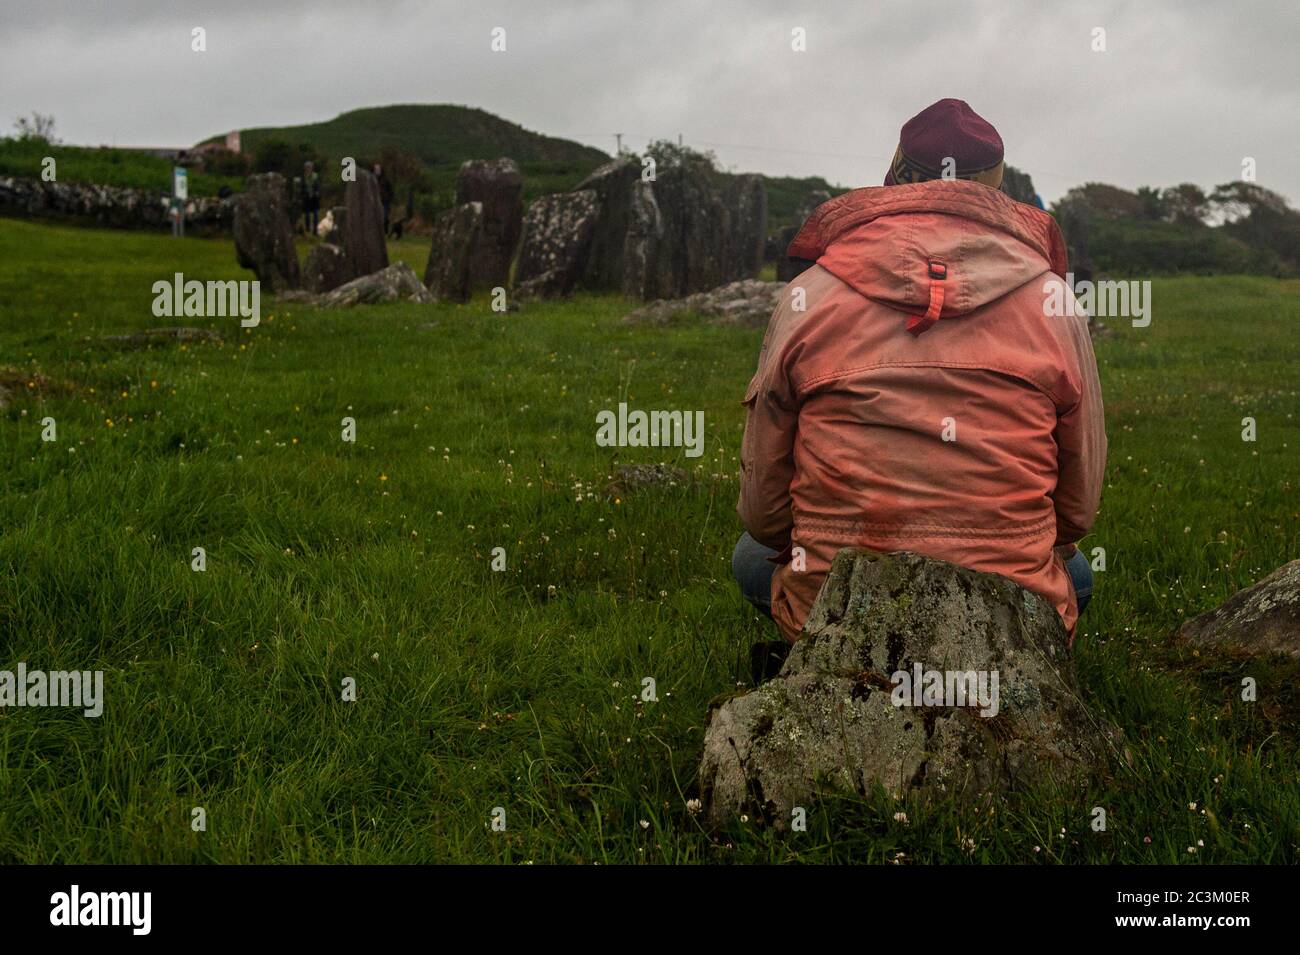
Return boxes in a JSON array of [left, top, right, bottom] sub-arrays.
[[731, 533, 1093, 618]]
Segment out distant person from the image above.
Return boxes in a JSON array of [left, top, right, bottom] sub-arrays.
[[373, 163, 394, 233], [300, 161, 321, 235], [734, 98, 1105, 677]]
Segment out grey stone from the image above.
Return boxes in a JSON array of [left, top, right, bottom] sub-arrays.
[[603, 463, 688, 498], [1179, 560, 1300, 658], [344, 170, 388, 279], [423, 202, 484, 303], [699, 549, 1121, 828], [232, 173, 300, 291], [575, 156, 644, 291], [722, 173, 767, 280], [514, 190, 601, 299], [649, 159, 731, 298], [622, 279, 783, 328], [98, 327, 223, 348], [303, 242, 351, 294], [318, 262, 433, 308], [775, 189, 831, 282], [621, 180, 661, 299], [456, 158, 523, 289]]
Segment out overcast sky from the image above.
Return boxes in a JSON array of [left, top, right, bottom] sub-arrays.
[[1, 0, 1295, 205]]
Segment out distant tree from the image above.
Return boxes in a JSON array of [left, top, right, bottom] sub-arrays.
[[1135, 186, 1166, 220], [13, 112, 57, 143], [1161, 183, 1208, 226], [645, 140, 719, 174], [1210, 182, 1300, 272], [250, 139, 325, 179], [202, 148, 250, 177]]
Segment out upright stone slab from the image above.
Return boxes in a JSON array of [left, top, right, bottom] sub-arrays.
[[574, 156, 643, 291], [650, 160, 730, 298], [303, 243, 351, 294], [699, 549, 1120, 828], [722, 173, 767, 280], [344, 170, 388, 278], [455, 158, 523, 289], [775, 189, 830, 282], [513, 190, 601, 299], [620, 180, 661, 299], [232, 173, 300, 291], [423, 202, 484, 303]]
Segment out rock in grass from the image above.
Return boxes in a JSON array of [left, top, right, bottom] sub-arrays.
[[622, 279, 784, 328], [303, 242, 351, 294], [318, 262, 433, 308], [699, 549, 1119, 828], [1179, 560, 1300, 659], [603, 463, 687, 498], [423, 201, 484, 303], [98, 327, 222, 349]]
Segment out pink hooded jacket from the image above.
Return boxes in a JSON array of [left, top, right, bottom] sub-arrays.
[[739, 180, 1106, 642]]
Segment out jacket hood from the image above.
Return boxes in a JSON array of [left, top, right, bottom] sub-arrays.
[[787, 180, 1068, 321]]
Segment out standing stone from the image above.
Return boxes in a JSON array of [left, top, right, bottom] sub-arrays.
[[722, 174, 767, 280], [650, 159, 731, 298], [423, 202, 484, 303], [513, 191, 601, 299], [620, 180, 662, 299], [303, 243, 351, 294], [344, 170, 388, 278], [232, 173, 300, 291], [699, 549, 1120, 828], [775, 189, 831, 282], [455, 158, 523, 289], [574, 156, 643, 290]]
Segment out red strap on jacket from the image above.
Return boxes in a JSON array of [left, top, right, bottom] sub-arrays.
[[907, 260, 947, 336]]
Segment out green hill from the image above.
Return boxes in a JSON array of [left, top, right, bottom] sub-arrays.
[[223, 104, 609, 171]]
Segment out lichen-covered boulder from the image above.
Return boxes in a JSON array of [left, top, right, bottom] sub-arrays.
[[622, 279, 782, 328], [423, 201, 484, 303], [514, 190, 600, 300], [232, 173, 300, 291], [699, 549, 1120, 828], [344, 170, 389, 278], [456, 158, 523, 289], [316, 262, 433, 308], [1180, 560, 1300, 658]]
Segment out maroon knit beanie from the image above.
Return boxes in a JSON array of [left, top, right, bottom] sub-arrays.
[[884, 98, 1004, 185]]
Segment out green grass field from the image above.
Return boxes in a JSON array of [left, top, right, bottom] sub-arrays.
[[1, 217, 1297, 863]]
